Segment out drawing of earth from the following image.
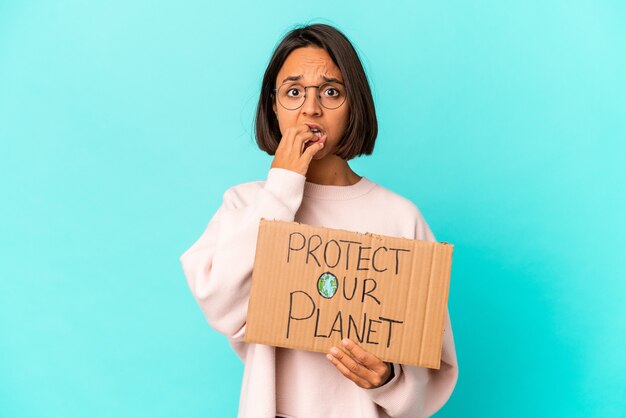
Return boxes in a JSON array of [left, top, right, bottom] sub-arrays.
[[317, 272, 338, 299]]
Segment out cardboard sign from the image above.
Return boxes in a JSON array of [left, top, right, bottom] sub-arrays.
[[244, 219, 453, 369]]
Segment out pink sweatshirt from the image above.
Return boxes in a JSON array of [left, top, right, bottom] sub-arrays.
[[180, 167, 458, 418]]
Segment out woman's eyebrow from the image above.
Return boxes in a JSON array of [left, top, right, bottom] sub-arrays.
[[281, 74, 344, 84]]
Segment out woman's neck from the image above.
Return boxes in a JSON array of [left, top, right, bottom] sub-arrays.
[[305, 155, 361, 186]]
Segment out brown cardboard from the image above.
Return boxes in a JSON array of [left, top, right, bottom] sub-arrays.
[[244, 219, 453, 369]]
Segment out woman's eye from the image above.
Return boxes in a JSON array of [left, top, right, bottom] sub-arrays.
[[287, 88, 301, 97], [325, 88, 338, 96]]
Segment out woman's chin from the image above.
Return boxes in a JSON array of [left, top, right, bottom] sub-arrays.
[[312, 149, 329, 160]]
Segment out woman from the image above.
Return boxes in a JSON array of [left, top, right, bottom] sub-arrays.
[[180, 23, 458, 417]]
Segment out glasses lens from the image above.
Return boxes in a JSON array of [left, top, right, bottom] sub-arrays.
[[277, 83, 305, 110], [319, 83, 346, 109], [276, 83, 346, 110]]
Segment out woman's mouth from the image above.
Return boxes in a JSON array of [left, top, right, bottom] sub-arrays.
[[310, 128, 323, 138], [304, 131, 328, 149], [305, 123, 326, 137], [303, 123, 327, 149]]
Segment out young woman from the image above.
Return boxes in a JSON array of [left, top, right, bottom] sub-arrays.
[[180, 23, 458, 418]]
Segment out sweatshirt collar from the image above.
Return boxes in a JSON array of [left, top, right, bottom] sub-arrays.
[[303, 176, 376, 200]]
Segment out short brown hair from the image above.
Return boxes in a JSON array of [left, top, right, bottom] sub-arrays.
[[254, 23, 378, 161]]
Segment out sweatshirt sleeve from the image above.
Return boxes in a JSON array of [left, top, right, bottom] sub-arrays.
[[179, 168, 306, 356], [364, 208, 459, 417]]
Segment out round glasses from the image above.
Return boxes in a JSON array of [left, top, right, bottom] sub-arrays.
[[273, 82, 347, 110]]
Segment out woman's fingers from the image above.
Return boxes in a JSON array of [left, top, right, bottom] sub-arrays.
[[341, 338, 388, 375], [326, 339, 390, 389], [271, 124, 324, 175], [296, 125, 324, 155], [326, 339, 391, 388], [282, 125, 314, 153], [300, 137, 325, 163], [326, 348, 375, 388]]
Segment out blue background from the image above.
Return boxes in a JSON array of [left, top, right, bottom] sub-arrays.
[[1, 1, 625, 417]]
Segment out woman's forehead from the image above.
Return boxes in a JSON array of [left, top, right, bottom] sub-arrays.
[[277, 47, 343, 83]]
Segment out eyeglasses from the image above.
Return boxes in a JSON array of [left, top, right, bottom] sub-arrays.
[[273, 82, 347, 110]]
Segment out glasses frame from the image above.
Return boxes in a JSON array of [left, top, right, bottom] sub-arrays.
[[272, 81, 347, 110]]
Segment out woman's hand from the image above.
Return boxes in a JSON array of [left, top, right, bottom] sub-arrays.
[[270, 124, 327, 176], [326, 338, 394, 389]]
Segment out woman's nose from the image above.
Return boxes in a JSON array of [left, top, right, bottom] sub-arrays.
[[301, 89, 322, 116]]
